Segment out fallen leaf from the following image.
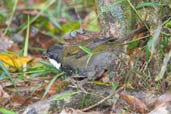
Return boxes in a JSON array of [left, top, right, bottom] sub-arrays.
[[60, 107, 103, 114], [10, 94, 28, 107], [0, 85, 10, 100], [46, 80, 69, 96], [0, 37, 13, 51], [0, 53, 32, 68], [120, 92, 148, 113], [0, 85, 10, 106]]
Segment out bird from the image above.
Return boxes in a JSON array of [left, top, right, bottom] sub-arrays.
[[44, 43, 118, 81]]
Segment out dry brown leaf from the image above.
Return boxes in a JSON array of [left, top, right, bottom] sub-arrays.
[[60, 107, 103, 114], [0, 85, 10, 106], [120, 92, 148, 113], [46, 80, 69, 96], [0, 85, 10, 100], [0, 37, 13, 51], [10, 94, 28, 107]]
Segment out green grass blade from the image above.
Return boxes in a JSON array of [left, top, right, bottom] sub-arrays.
[[45, 11, 61, 29], [87, 54, 93, 65], [0, 61, 16, 88], [126, 0, 150, 31], [136, 2, 165, 10], [3, 0, 18, 35], [112, 82, 119, 91], [52, 91, 80, 101], [55, 0, 62, 16], [0, 108, 16, 114], [79, 45, 93, 65], [42, 72, 65, 98], [19, 0, 56, 33], [79, 45, 93, 55], [23, 16, 30, 57]]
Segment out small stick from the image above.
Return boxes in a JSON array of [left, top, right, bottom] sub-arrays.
[[81, 86, 124, 112]]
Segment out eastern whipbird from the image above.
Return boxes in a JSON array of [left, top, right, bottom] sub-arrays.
[[44, 44, 118, 81]]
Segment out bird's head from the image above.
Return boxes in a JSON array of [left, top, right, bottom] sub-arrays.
[[44, 45, 64, 70], [44, 45, 75, 76]]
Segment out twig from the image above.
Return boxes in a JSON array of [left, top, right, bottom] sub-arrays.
[[155, 50, 171, 81], [81, 86, 124, 112]]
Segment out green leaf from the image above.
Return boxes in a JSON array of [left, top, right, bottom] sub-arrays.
[[127, 40, 139, 50], [52, 91, 80, 101], [79, 45, 93, 65], [61, 21, 80, 33], [79, 45, 93, 55], [19, 0, 56, 33], [166, 20, 171, 28], [44, 11, 61, 29], [86, 11, 101, 32], [87, 54, 93, 65], [136, 2, 165, 10], [23, 16, 30, 57], [0, 108, 16, 114], [42, 72, 65, 98], [54, 0, 62, 17], [147, 38, 153, 49], [145, 38, 153, 60], [112, 82, 119, 91], [163, 37, 168, 47]]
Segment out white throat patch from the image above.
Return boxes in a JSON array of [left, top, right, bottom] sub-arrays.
[[48, 58, 61, 69]]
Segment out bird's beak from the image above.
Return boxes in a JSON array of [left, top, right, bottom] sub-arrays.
[[42, 52, 49, 59]]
